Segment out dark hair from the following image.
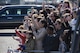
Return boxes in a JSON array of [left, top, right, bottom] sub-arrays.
[[47, 25, 54, 31], [54, 13, 60, 19], [46, 8, 51, 14], [65, 9, 71, 13], [40, 20, 47, 28], [56, 20, 63, 28], [57, 20, 62, 25]]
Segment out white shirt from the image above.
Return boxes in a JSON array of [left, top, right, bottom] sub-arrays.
[[68, 18, 77, 31], [33, 28, 47, 50]]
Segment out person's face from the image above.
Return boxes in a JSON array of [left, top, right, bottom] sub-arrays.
[[65, 15, 72, 21], [55, 21, 61, 30], [50, 14, 55, 20], [21, 31, 28, 36], [28, 13, 32, 17], [24, 16, 29, 21], [24, 16, 28, 19], [31, 7, 34, 10], [47, 28, 53, 34], [64, 3, 68, 7], [60, 17, 65, 23], [26, 34, 32, 39], [59, 4, 62, 8]]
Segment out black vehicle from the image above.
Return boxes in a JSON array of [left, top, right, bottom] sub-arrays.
[[0, 5, 55, 29]]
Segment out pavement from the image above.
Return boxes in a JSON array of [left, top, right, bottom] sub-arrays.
[[0, 29, 15, 33], [0, 29, 19, 53], [0, 36, 19, 53]]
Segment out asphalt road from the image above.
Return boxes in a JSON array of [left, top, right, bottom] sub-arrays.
[[0, 36, 19, 53], [0, 29, 19, 53]]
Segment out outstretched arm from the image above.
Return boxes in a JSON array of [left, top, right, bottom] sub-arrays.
[[12, 35, 20, 42], [15, 27, 26, 40]]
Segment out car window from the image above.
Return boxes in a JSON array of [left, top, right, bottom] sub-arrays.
[[0, 8, 28, 16], [17, 9, 21, 15], [0, 9, 10, 16], [21, 8, 27, 15], [1, 11, 6, 16], [0, 5, 55, 16], [27, 9, 31, 14], [6, 10, 9, 15], [9, 8, 16, 15]]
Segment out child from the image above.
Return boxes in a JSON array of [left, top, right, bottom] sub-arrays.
[[12, 27, 27, 51]]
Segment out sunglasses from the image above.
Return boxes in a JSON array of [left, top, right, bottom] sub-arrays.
[[23, 31, 27, 33], [65, 15, 70, 18]]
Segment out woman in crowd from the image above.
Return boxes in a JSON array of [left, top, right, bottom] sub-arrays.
[[31, 13, 47, 50], [23, 16, 30, 30]]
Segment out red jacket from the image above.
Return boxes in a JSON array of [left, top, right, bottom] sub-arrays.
[[15, 30, 26, 45]]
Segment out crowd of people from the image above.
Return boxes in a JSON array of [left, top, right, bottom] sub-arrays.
[[12, 1, 79, 53]]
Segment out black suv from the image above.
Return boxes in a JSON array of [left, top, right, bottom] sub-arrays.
[[0, 5, 55, 29]]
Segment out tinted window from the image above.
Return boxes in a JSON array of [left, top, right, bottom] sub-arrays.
[[17, 9, 21, 15], [0, 5, 53, 16], [0, 9, 10, 16], [0, 8, 28, 16], [0, 8, 17, 16]]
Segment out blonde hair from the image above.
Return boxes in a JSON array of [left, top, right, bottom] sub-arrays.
[[19, 25, 24, 29]]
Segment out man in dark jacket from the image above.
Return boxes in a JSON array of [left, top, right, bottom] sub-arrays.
[[42, 26, 60, 53]]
